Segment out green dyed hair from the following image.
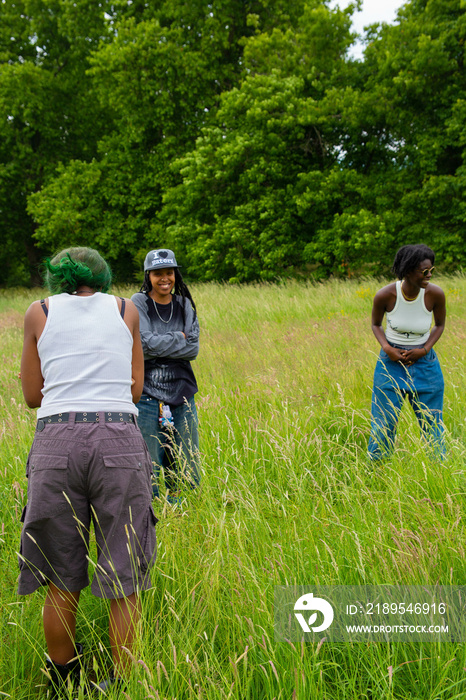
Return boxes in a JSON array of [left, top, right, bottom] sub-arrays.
[[43, 247, 112, 294]]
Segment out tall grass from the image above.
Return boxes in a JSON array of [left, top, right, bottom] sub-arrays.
[[1, 277, 465, 698]]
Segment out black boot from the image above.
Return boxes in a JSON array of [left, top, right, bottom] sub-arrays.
[[45, 643, 84, 698], [96, 672, 126, 693]]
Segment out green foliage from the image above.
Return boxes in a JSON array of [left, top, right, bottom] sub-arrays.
[[0, 0, 112, 285], [161, 3, 354, 281], [28, 0, 310, 282], [160, 0, 466, 280], [162, 73, 316, 281], [4, 0, 466, 284], [334, 0, 466, 270]]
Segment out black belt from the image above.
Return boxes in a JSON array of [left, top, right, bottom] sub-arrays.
[[36, 412, 135, 431]]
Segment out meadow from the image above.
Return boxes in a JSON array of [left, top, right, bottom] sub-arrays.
[[1, 276, 465, 699]]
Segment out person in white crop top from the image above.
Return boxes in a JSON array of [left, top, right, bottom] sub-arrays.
[[19, 247, 157, 695], [368, 244, 446, 461]]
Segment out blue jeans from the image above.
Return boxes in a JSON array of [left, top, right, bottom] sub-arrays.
[[136, 394, 200, 498], [368, 348, 445, 461]]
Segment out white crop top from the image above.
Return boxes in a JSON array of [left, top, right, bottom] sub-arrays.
[[36, 292, 137, 418], [385, 280, 432, 346]]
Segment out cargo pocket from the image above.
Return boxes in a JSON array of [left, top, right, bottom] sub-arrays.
[[17, 506, 27, 571], [103, 452, 151, 510], [140, 504, 158, 573], [26, 453, 69, 521]]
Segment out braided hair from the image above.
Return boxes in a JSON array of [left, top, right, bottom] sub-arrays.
[[392, 244, 435, 280], [43, 247, 112, 294], [140, 268, 197, 325]]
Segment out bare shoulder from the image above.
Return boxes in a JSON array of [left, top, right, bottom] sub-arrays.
[[113, 295, 133, 307], [23, 299, 48, 340], [115, 297, 140, 334], [24, 299, 46, 324], [373, 282, 397, 305], [124, 298, 140, 318], [425, 282, 445, 309], [25, 299, 43, 314], [426, 282, 445, 299]]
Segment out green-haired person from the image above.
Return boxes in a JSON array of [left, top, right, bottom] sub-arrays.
[[19, 247, 157, 695]]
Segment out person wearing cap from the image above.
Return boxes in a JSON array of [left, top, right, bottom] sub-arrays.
[[19, 247, 157, 695], [131, 249, 200, 504]]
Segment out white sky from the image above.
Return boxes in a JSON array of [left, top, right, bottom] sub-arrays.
[[331, 0, 406, 58]]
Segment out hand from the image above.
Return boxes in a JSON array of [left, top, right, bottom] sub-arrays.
[[384, 345, 406, 362], [399, 347, 426, 366]]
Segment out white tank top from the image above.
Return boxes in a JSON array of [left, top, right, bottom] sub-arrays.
[[385, 280, 432, 346], [37, 293, 137, 418]]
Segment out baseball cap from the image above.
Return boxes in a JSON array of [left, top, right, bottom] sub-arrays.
[[144, 249, 180, 271]]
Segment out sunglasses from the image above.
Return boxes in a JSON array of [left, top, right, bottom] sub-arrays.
[[419, 266, 435, 277]]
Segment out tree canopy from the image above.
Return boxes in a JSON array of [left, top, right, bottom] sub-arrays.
[[2, 0, 466, 284]]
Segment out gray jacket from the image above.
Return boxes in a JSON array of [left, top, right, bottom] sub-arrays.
[[131, 292, 199, 362]]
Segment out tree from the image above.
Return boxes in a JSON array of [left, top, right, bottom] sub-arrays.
[[161, 0, 466, 279], [22, 0, 466, 284], [307, 0, 466, 272], [0, 0, 112, 285], [160, 1, 356, 281], [28, 0, 311, 280]]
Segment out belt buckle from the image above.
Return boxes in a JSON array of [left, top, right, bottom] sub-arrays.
[[36, 419, 45, 432]]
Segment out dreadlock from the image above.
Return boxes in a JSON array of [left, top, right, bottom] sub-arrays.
[[140, 268, 197, 325], [392, 244, 435, 280]]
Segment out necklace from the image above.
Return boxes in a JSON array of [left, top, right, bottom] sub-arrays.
[[401, 281, 419, 302], [153, 298, 173, 323], [73, 289, 94, 296]]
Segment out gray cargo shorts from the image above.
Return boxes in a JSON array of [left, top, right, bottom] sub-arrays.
[[17, 414, 157, 599]]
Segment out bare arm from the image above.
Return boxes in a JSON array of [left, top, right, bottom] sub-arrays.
[[403, 285, 446, 364], [426, 286, 446, 350], [120, 298, 144, 404], [21, 302, 46, 408], [371, 285, 406, 363]]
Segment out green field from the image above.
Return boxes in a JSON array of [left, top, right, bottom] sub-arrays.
[[1, 277, 465, 699]]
